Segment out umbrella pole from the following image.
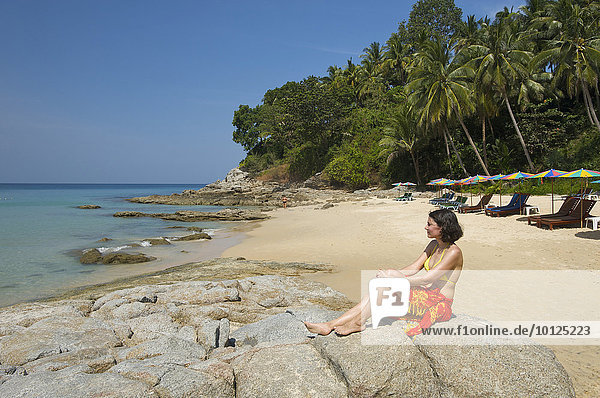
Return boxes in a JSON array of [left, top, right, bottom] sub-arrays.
[[551, 179, 554, 214], [581, 178, 584, 227]]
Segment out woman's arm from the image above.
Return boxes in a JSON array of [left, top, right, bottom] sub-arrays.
[[376, 241, 435, 278]]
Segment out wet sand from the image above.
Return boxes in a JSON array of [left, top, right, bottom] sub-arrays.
[[222, 194, 600, 397]]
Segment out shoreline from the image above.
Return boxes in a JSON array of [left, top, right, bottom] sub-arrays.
[[0, 223, 253, 309]]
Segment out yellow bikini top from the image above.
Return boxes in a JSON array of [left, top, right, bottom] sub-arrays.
[[424, 243, 448, 271], [424, 242, 456, 285]]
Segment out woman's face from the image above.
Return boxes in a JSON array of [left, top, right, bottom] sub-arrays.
[[425, 217, 442, 239]]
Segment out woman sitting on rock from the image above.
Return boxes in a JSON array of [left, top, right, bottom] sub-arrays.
[[305, 208, 463, 337]]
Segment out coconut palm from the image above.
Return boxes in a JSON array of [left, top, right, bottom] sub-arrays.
[[468, 12, 540, 171], [531, 0, 600, 132], [379, 104, 422, 185], [407, 36, 490, 175]]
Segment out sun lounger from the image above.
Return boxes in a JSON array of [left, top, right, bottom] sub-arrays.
[[484, 193, 530, 217], [527, 197, 579, 225], [429, 192, 454, 204], [458, 194, 493, 213], [438, 196, 468, 210], [395, 192, 414, 201], [561, 188, 593, 200], [536, 199, 596, 230]]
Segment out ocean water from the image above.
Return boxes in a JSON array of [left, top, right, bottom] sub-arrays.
[[0, 184, 229, 307]]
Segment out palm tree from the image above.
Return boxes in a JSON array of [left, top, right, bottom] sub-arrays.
[[379, 104, 422, 184], [360, 42, 387, 69], [531, 0, 600, 132], [407, 36, 490, 175], [384, 33, 411, 87], [468, 12, 540, 171]]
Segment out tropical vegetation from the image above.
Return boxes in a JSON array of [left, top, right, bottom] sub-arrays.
[[232, 0, 600, 189]]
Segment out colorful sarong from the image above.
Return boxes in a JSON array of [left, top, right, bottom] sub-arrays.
[[405, 287, 453, 337]]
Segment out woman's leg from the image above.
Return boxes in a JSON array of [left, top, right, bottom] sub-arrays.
[[304, 293, 371, 335]]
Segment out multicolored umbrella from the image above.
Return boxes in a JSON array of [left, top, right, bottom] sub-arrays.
[[403, 182, 417, 186], [558, 168, 600, 226], [559, 168, 600, 178], [592, 179, 600, 184], [528, 169, 567, 213], [500, 171, 534, 180]]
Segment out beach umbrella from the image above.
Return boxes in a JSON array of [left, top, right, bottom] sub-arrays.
[[501, 171, 534, 197], [592, 179, 600, 184], [466, 175, 491, 205], [404, 182, 417, 186], [558, 169, 600, 226], [528, 169, 567, 213]]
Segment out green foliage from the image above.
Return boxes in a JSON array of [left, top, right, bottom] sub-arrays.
[[405, 0, 463, 45], [323, 142, 370, 189], [231, 0, 600, 188]]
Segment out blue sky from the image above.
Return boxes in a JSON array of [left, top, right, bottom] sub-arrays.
[[0, 0, 520, 183]]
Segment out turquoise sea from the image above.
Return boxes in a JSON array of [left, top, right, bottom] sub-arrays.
[[0, 184, 230, 308]]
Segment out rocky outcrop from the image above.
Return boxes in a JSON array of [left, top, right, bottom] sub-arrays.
[[0, 258, 574, 397], [101, 253, 156, 265], [127, 168, 401, 207], [113, 208, 269, 222], [77, 205, 101, 209], [79, 250, 156, 265], [175, 233, 212, 241]]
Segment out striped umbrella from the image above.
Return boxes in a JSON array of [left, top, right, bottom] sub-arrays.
[[558, 169, 600, 226], [592, 179, 600, 184], [404, 182, 417, 186], [528, 169, 567, 213]]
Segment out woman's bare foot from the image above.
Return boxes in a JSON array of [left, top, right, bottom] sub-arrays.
[[333, 322, 365, 336], [304, 321, 333, 335]]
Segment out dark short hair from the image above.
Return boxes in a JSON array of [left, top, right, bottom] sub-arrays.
[[429, 209, 463, 243]]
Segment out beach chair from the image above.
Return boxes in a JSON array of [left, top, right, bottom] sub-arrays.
[[395, 192, 414, 201], [429, 192, 454, 204], [561, 187, 593, 200], [536, 199, 596, 230], [458, 194, 493, 214], [484, 193, 530, 217], [438, 196, 467, 210], [527, 197, 579, 225]]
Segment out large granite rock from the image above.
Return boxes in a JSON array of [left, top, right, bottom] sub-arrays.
[[113, 208, 269, 221], [125, 168, 397, 207], [232, 344, 347, 397], [0, 365, 153, 397], [0, 258, 574, 397]]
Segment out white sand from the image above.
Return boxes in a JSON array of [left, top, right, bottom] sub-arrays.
[[222, 193, 600, 396]]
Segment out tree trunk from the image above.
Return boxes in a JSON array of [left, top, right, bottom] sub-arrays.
[[445, 127, 469, 177], [456, 112, 490, 175], [582, 83, 600, 133], [442, 129, 453, 175], [488, 116, 495, 139], [503, 92, 535, 172], [583, 90, 595, 125], [409, 149, 422, 185], [482, 117, 489, 173]]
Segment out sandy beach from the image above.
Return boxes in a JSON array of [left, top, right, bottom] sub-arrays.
[[222, 193, 600, 397]]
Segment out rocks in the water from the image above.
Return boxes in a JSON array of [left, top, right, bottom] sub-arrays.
[[142, 238, 171, 246], [77, 205, 101, 209], [80, 248, 102, 264], [113, 208, 269, 222], [101, 253, 155, 265], [125, 168, 399, 207], [187, 226, 204, 232], [97, 237, 112, 242], [176, 232, 212, 241], [80, 250, 156, 265], [0, 257, 575, 397]]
